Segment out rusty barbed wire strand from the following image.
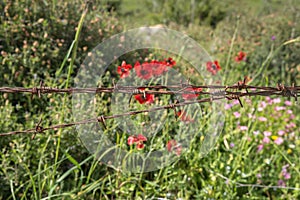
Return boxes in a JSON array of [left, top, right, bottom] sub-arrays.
[[0, 82, 299, 137]]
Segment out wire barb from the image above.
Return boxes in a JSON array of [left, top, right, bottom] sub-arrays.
[[32, 117, 44, 140]]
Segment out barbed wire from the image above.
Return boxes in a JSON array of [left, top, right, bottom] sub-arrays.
[[0, 81, 298, 137]]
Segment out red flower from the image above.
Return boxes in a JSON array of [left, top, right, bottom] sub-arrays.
[[182, 87, 202, 100], [150, 60, 168, 76], [235, 51, 246, 62], [137, 134, 147, 142], [127, 135, 138, 145], [127, 134, 147, 150], [176, 110, 194, 123], [134, 88, 154, 104], [136, 142, 145, 150], [117, 61, 132, 78], [165, 57, 176, 67], [134, 61, 153, 80], [206, 60, 221, 75], [166, 140, 182, 156]]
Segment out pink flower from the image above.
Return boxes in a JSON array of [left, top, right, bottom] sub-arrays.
[[256, 173, 262, 178], [263, 131, 272, 137], [287, 109, 293, 115], [262, 137, 270, 144], [285, 101, 292, 106], [258, 117, 267, 122], [284, 172, 291, 180], [273, 98, 281, 104], [233, 100, 241, 105], [253, 130, 260, 136], [225, 104, 233, 110], [290, 114, 295, 119], [281, 165, 291, 180], [258, 101, 267, 111], [278, 180, 286, 187], [275, 106, 286, 111], [286, 122, 296, 129], [257, 144, 264, 152], [239, 126, 248, 131], [274, 137, 284, 145], [233, 112, 241, 118], [278, 130, 285, 136]]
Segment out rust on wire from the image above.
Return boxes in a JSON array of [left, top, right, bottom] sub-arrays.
[[0, 82, 299, 137]]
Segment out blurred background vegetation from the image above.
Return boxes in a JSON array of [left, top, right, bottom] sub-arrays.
[[0, 0, 299, 199]]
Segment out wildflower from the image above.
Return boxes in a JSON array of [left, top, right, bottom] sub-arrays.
[[134, 89, 154, 104], [233, 112, 241, 118], [253, 130, 260, 136], [134, 61, 153, 80], [225, 103, 233, 110], [273, 98, 281, 104], [239, 126, 248, 131], [127, 134, 147, 150], [150, 60, 168, 76], [235, 51, 246, 62], [275, 106, 286, 111], [271, 36, 276, 41], [166, 140, 182, 156], [117, 61, 132, 78], [278, 130, 285, 136], [286, 122, 296, 129], [285, 100, 292, 106], [164, 57, 176, 67], [248, 113, 255, 119], [136, 142, 145, 150], [258, 117, 267, 122], [257, 144, 264, 152], [258, 101, 267, 111], [256, 173, 262, 178], [127, 135, 138, 145], [181, 87, 202, 100], [262, 137, 270, 144], [263, 131, 272, 137], [277, 180, 286, 187], [281, 165, 291, 180], [176, 110, 194, 123], [272, 136, 284, 145], [230, 142, 235, 148], [206, 60, 221, 75]]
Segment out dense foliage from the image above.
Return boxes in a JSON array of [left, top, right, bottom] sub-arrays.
[[0, 0, 299, 199]]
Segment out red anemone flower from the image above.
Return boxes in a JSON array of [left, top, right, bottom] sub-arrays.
[[127, 135, 138, 145], [134, 88, 154, 104], [235, 51, 246, 62], [134, 61, 153, 80], [117, 61, 132, 78], [166, 140, 182, 156], [127, 134, 147, 150], [206, 60, 221, 75], [151, 60, 168, 76], [136, 142, 145, 150], [182, 87, 202, 100], [137, 134, 147, 142], [165, 57, 176, 67]]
